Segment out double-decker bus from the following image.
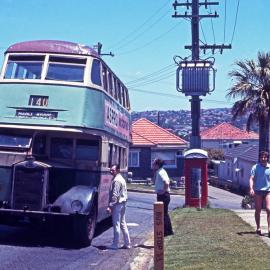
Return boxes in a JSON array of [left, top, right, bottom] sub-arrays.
[[0, 40, 131, 246]]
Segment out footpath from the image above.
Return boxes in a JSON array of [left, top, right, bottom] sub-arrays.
[[233, 209, 270, 245]]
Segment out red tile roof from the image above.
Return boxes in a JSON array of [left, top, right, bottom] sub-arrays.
[[201, 122, 259, 140], [132, 118, 187, 146]]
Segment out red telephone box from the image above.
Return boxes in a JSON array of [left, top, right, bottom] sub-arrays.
[[184, 149, 208, 208]]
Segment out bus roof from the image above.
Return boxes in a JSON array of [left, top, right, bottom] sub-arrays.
[[5, 40, 99, 57]]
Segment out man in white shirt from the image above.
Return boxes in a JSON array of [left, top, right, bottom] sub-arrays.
[[107, 164, 131, 249], [153, 158, 174, 236]]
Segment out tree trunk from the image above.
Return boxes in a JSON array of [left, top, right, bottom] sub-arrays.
[[258, 115, 269, 156]]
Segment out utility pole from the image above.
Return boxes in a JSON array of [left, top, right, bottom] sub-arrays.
[[173, 0, 231, 148], [190, 0, 201, 148]]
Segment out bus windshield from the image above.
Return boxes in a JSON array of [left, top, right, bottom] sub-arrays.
[[0, 134, 32, 149]]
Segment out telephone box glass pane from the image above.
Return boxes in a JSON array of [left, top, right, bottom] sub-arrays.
[[190, 167, 201, 199]]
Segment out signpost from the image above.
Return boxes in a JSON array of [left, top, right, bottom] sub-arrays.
[[154, 202, 164, 270]]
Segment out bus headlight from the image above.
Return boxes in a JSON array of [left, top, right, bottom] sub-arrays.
[[71, 200, 83, 212]]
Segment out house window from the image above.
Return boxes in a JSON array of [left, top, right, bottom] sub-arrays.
[[129, 151, 140, 167], [151, 151, 177, 168]]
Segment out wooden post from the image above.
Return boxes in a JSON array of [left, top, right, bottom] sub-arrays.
[[154, 202, 164, 270]]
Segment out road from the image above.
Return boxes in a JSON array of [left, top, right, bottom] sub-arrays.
[[207, 185, 243, 209], [0, 186, 243, 269]]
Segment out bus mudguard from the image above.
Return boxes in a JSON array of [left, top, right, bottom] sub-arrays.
[[52, 185, 98, 215]]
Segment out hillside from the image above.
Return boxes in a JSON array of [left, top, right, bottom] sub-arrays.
[[131, 108, 257, 140]]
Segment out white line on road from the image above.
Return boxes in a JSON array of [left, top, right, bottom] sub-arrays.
[[127, 223, 139, 226]]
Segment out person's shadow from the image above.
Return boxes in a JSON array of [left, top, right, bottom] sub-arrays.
[[237, 231, 259, 236]]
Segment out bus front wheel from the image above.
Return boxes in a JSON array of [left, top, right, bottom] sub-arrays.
[[73, 207, 97, 247]]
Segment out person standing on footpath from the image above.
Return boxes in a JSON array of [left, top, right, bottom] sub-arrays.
[[106, 164, 131, 249], [249, 151, 270, 237], [152, 158, 174, 236]]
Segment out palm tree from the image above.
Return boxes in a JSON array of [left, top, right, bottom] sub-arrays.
[[227, 51, 270, 154]]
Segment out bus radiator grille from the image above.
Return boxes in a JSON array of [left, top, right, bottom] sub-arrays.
[[12, 168, 44, 211]]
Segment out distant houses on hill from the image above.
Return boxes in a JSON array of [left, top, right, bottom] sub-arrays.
[[201, 122, 259, 149], [131, 108, 256, 141]]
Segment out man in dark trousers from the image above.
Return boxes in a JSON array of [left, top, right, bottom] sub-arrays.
[[153, 158, 174, 236]]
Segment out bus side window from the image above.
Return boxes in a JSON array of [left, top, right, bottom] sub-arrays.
[[126, 89, 131, 110], [123, 87, 127, 108], [123, 148, 127, 168], [120, 85, 125, 106], [113, 77, 118, 100], [108, 72, 113, 96], [108, 143, 113, 168], [114, 145, 119, 166], [102, 64, 108, 92], [118, 147, 122, 168], [91, 59, 102, 86], [108, 143, 120, 167], [117, 82, 121, 103]]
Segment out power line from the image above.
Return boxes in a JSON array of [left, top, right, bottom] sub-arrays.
[[209, 6, 216, 44], [107, 0, 171, 51], [127, 70, 175, 88], [230, 0, 240, 44], [112, 9, 171, 52], [200, 21, 207, 45], [129, 87, 234, 106], [117, 22, 180, 56], [126, 64, 175, 84]]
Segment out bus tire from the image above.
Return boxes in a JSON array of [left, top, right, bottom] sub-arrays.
[[73, 206, 97, 247]]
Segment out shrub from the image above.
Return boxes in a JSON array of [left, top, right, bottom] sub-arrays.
[[241, 195, 255, 209]]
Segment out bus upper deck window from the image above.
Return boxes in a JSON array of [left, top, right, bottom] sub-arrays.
[[91, 59, 102, 86], [102, 64, 108, 91], [46, 56, 86, 82], [4, 55, 44, 80]]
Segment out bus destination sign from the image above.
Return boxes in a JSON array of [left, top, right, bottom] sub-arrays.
[[16, 110, 58, 120]]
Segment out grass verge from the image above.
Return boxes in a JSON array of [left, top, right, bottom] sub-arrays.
[[164, 208, 270, 270]]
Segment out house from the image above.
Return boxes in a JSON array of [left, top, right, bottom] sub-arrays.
[[129, 118, 188, 181], [201, 122, 259, 150], [218, 144, 258, 190]]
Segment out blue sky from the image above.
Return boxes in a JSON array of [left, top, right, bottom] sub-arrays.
[[0, 0, 269, 112]]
